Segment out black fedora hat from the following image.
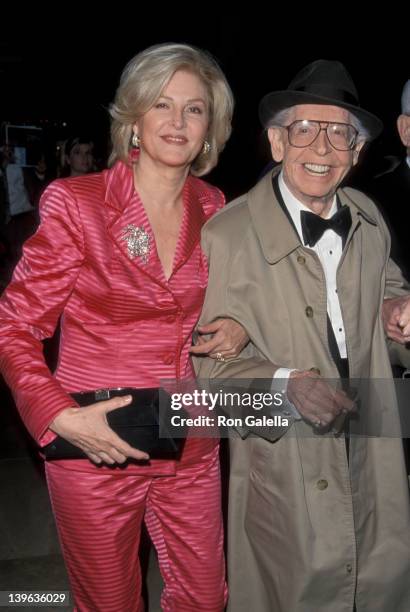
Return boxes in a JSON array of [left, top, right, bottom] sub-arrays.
[[259, 59, 383, 140]]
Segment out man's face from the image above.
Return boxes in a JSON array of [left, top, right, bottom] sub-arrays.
[[397, 114, 410, 153], [268, 104, 364, 208]]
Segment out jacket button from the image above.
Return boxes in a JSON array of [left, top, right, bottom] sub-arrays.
[[165, 315, 176, 323], [305, 306, 314, 318], [163, 354, 175, 365], [297, 255, 306, 265], [316, 479, 328, 490], [346, 563, 353, 574], [309, 367, 321, 375]]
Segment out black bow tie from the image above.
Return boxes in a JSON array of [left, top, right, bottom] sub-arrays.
[[300, 206, 352, 247]]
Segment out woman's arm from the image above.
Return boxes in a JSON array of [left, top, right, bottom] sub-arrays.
[[190, 317, 249, 359], [0, 180, 85, 444]]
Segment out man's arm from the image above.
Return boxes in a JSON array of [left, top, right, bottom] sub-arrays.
[[383, 257, 410, 366]]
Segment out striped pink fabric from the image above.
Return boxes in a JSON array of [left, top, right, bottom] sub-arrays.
[[0, 160, 224, 473], [46, 443, 226, 612], [0, 160, 227, 609]]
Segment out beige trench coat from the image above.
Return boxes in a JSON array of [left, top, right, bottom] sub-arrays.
[[194, 172, 410, 612]]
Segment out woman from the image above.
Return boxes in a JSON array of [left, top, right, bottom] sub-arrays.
[[61, 135, 95, 177], [0, 44, 246, 611]]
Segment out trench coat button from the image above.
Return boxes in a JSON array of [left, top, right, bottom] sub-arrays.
[[309, 367, 321, 375], [316, 479, 328, 490], [163, 353, 175, 365], [297, 255, 306, 265], [305, 306, 314, 318], [346, 563, 353, 574]]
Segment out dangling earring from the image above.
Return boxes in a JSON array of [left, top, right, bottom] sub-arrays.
[[129, 133, 140, 163], [202, 140, 211, 156]]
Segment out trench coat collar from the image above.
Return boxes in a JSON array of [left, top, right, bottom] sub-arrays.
[[247, 169, 379, 264], [103, 160, 207, 284]]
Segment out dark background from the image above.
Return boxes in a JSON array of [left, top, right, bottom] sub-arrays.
[[0, 15, 408, 198]]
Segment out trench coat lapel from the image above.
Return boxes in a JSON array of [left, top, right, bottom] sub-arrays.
[[248, 172, 380, 264], [338, 187, 378, 250], [247, 172, 301, 264]]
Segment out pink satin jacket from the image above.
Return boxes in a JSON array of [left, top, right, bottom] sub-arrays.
[[0, 161, 224, 472]]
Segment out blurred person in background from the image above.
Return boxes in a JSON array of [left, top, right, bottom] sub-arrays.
[[61, 135, 95, 177], [367, 79, 410, 280]]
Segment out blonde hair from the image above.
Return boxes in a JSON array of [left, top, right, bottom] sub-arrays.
[[109, 43, 234, 176]]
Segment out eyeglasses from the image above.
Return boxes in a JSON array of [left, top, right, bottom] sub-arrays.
[[282, 120, 359, 151]]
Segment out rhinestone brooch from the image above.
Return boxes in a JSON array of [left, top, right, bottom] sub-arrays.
[[121, 225, 150, 263]]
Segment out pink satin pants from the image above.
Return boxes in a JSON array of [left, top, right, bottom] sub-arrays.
[[45, 444, 226, 611]]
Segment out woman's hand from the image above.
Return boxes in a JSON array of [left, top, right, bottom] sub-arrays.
[[189, 318, 249, 361], [49, 395, 150, 465]]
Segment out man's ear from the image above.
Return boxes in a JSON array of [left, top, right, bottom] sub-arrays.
[[267, 127, 286, 162], [397, 114, 410, 148], [352, 140, 366, 167]]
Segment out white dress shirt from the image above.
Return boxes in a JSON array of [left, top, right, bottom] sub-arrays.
[[274, 171, 347, 383]]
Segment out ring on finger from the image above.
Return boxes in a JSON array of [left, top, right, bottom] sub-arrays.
[[313, 418, 322, 428], [216, 352, 226, 362]]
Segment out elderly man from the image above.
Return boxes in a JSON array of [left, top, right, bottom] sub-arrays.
[[369, 79, 410, 280], [194, 60, 410, 612]]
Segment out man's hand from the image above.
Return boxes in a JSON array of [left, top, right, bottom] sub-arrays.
[[382, 296, 410, 344], [287, 370, 355, 429], [49, 395, 150, 465]]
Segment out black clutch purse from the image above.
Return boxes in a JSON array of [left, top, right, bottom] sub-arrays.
[[42, 387, 187, 460]]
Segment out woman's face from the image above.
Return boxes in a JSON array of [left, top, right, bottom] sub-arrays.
[[133, 69, 209, 172], [67, 143, 94, 176]]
